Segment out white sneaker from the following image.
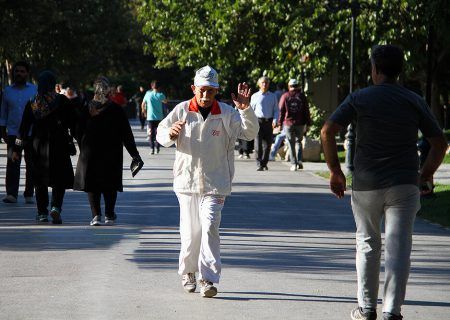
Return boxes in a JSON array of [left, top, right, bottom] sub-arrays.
[[2, 195, 17, 203], [238, 154, 244, 159], [182, 273, 197, 293], [244, 155, 250, 159], [290, 164, 297, 171], [199, 279, 217, 298], [90, 215, 101, 226]]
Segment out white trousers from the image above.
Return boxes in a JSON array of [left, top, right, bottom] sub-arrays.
[[176, 192, 225, 284]]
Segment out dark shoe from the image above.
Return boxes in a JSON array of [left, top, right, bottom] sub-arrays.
[[104, 213, 117, 226], [50, 207, 62, 224], [36, 213, 49, 223], [383, 312, 403, 320], [3, 195, 17, 203], [90, 215, 101, 226], [24, 196, 34, 204], [297, 161, 303, 170], [256, 166, 264, 171], [150, 150, 155, 155], [263, 166, 268, 171], [350, 307, 377, 320]]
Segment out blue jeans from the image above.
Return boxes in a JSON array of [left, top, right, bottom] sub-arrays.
[[269, 129, 286, 160], [285, 125, 305, 164]]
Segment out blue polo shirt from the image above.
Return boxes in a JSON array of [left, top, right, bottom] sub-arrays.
[[0, 82, 37, 136], [250, 90, 279, 124]]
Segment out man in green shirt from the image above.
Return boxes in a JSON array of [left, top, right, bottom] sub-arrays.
[[142, 80, 167, 154]]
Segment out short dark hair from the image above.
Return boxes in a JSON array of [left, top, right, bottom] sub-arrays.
[[13, 61, 30, 73], [370, 45, 403, 78], [151, 80, 160, 89]]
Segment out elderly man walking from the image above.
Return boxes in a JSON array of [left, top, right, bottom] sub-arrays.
[[321, 45, 447, 320], [250, 76, 279, 171], [157, 66, 258, 298]]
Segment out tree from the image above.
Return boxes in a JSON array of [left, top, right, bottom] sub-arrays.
[[138, 0, 449, 123]]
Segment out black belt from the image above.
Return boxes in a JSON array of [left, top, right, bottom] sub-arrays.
[[258, 117, 273, 122]]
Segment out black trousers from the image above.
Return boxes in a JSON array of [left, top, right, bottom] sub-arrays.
[[255, 119, 273, 167], [35, 185, 65, 214], [6, 136, 34, 198], [148, 120, 161, 151], [87, 191, 117, 218]]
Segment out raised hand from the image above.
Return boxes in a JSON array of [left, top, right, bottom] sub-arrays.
[[231, 82, 252, 110]]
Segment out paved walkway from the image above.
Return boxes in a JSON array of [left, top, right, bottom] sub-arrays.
[[0, 122, 449, 320]]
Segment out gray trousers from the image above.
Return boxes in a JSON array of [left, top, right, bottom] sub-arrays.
[[285, 125, 304, 165], [351, 184, 420, 315]]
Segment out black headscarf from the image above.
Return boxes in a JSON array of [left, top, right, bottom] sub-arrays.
[[31, 71, 58, 119]]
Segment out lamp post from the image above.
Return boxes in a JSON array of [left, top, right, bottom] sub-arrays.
[[328, 0, 383, 172]]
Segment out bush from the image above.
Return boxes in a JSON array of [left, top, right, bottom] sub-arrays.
[[307, 102, 326, 139]]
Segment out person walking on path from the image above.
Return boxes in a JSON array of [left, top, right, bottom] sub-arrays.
[[132, 86, 146, 131], [142, 80, 167, 154], [74, 76, 143, 226], [250, 76, 278, 171], [0, 61, 37, 204], [12, 71, 77, 224], [278, 78, 311, 171], [156, 66, 258, 298], [321, 45, 447, 320]]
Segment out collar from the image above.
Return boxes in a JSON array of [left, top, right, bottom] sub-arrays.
[[12, 82, 31, 88], [189, 97, 221, 115]]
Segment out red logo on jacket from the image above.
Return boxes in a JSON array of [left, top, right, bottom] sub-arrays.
[[212, 130, 220, 136]]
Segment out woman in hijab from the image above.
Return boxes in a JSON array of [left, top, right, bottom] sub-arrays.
[[74, 76, 143, 226], [12, 71, 77, 224]]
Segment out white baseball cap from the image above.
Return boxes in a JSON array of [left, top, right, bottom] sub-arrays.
[[288, 79, 299, 86], [194, 65, 219, 88]]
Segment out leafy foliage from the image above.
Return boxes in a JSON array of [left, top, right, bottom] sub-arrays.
[[307, 102, 326, 140], [138, 0, 449, 109], [0, 0, 154, 88]]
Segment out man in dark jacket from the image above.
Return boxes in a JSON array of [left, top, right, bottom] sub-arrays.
[[278, 78, 311, 170]]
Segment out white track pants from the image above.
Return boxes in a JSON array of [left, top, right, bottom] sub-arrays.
[[176, 192, 225, 284]]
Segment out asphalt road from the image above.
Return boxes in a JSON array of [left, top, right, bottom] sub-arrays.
[[0, 121, 449, 320]]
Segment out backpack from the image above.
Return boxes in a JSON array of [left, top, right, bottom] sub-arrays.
[[285, 92, 307, 125]]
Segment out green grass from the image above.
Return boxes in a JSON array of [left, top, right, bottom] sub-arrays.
[[320, 150, 346, 163], [315, 171, 353, 188], [418, 184, 450, 227], [443, 153, 450, 164]]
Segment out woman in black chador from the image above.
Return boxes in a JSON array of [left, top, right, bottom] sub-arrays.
[[13, 71, 77, 224], [74, 76, 143, 226]]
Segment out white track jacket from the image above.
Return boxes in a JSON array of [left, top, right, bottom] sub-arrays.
[[156, 98, 259, 195]]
